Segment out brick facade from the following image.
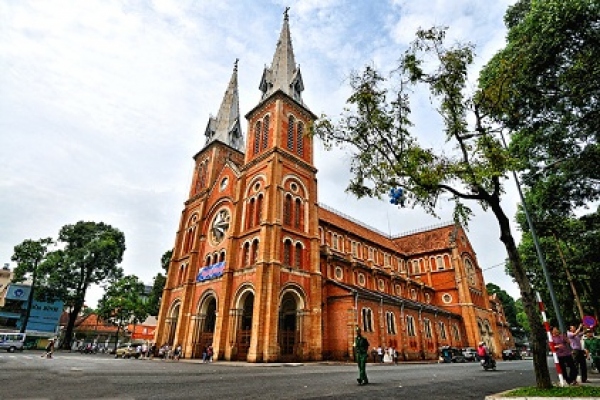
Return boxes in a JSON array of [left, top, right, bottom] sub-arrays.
[[153, 13, 513, 362]]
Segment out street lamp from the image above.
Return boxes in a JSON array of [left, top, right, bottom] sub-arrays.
[[500, 132, 566, 333]]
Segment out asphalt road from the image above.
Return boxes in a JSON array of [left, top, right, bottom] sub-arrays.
[[0, 352, 540, 400]]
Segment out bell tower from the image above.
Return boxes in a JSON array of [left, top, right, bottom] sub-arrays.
[[237, 8, 323, 362]]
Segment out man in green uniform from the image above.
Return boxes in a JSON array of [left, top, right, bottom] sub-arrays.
[[355, 327, 370, 385], [583, 329, 600, 374]]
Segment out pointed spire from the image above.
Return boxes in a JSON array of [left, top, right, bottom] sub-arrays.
[[205, 59, 244, 152], [259, 7, 304, 104]]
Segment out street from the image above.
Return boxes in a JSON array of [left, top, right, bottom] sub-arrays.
[[1, 352, 539, 400]]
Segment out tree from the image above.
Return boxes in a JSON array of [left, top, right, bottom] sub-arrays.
[[146, 249, 171, 316], [97, 275, 147, 352], [10, 238, 53, 333], [314, 28, 552, 387], [44, 221, 125, 349], [478, 0, 600, 215]]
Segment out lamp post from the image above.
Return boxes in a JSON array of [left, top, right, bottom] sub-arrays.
[[500, 132, 566, 333]]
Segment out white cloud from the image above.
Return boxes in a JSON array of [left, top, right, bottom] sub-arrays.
[[0, 0, 522, 307]]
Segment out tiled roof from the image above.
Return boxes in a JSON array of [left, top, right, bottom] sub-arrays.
[[392, 224, 457, 255], [326, 279, 460, 318]]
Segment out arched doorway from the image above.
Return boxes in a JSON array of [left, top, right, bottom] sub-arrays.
[[192, 295, 217, 358], [165, 302, 180, 346], [278, 292, 298, 361], [234, 292, 254, 361]]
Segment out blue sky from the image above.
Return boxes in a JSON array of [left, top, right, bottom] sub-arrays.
[[0, 0, 521, 306]]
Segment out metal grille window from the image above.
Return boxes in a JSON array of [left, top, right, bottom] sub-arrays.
[[283, 240, 292, 265], [262, 115, 270, 150], [294, 198, 301, 228], [287, 115, 295, 150], [254, 121, 261, 155], [296, 122, 304, 155], [284, 195, 292, 225], [452, 324, 461, 342]]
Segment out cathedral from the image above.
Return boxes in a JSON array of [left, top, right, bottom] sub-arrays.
[[154, 11, 514, 363]]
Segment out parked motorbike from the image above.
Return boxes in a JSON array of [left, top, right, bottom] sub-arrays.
[[481, 356, 496, 371]]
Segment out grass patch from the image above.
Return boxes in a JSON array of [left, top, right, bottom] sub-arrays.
[[504, 385, 600, 397]]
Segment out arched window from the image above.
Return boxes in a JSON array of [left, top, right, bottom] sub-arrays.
[[437, 256, 444, 270], [452, 324, 461, 342], [251, 240, 259, 265], [424, 319, 432, 338], [204, 256, 211, 267], [177, 265, 185, 286], [254, 121, 261, 155], [361, 308, 373, 332], [219, 251, 225, 262], [294, 243, 302, 268], [438, 322, 447, 340], [284, 194, 292, 225], [294, 198, 301, 229], [256, 194, 263, 224], [262, 115, 270, 150], [287, 115, 295, 150], [243, 243, 250, 266], [283, 240, 292, 265], [247, 198, 255, 229], [386, 312, 396, 334], [406, 315, 416, 336], [297, 122, 304, 155]]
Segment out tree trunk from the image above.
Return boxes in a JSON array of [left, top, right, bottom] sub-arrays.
[[489, 197, 553, 388], [62, 302, 84, 350], [20, 262, 38, 334]]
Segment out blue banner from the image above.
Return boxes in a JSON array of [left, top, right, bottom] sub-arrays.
[[196, 262, 225, 282]]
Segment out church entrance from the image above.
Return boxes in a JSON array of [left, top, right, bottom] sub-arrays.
[[165, 302, 180, 346], [192, 296, 217, 359], [278, 292, 298, 361], [235, 292, 254, 361]]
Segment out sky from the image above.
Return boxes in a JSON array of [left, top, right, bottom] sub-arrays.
[[0, 0, 522, 307]]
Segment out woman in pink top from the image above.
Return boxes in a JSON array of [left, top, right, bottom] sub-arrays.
[[552, 326, 578, 385]]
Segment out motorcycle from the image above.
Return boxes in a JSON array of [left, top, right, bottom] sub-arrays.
[[481, 356, 497, 371]]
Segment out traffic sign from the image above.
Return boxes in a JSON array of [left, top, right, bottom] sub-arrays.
[[583, 315, 597, 328]]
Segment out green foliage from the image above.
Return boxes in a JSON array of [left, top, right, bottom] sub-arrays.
[[515, 299, 531, 335], [145, 249, 171, 316], [10, 238, 54, 333], [97, 275, 148, 328], [313, 25, 552, 388], [479, 0, 600, 215], [42, 221, 126, 348]]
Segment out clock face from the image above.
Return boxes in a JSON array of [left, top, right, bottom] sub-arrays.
[[211, 209, 230, 244]]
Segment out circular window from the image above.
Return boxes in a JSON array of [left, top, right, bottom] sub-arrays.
[[334, 266, 343, 280], [395, 285, 402, 296], [254, 182, 261, 192], [442, 293, 452, 304], [220, 177, 229, 191], [290, 183, 298, 193], [410, 288, 417, 300], [358, 273, 366, 287], [210, 209, 231, 245], [378, 279, 385, 291]]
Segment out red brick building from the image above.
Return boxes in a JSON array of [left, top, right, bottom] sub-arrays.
[[154, 11, 513, 362]]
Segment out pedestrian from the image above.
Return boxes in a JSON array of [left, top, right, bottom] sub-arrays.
[[202, 345, 208, 363], [149, 343, 156, 360], [583, 329, 600, 373], [207, 345, 213, 362], [42, 339, 55, 359], [141, 343, 148, 360], [568, 323, 587, 383], [174, 344, 182, 361], [377, 346, 383, 363], [552, 326, 578, 385], [393, 347, 399, 365], [354, 328, 369, 385]]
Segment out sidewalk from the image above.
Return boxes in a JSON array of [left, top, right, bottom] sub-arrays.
[[485, 376, 600, 400]]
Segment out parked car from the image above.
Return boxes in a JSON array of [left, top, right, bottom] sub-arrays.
[[440, 346, 466, 363], [115, 344, 141, 359], [462, 347, 477, 362], [0, 332, 26, 352], [502, 348, 522, 361]]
